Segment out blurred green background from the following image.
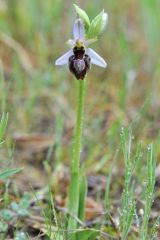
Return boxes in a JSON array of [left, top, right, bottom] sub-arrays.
[[0, 0, 160, 171]]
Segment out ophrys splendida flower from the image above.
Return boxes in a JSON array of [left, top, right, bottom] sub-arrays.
[[55, 18, 107, 80]]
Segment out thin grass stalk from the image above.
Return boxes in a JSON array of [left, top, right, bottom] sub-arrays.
[[120, 129, 140, 239], [140, 144, 156, 239], [68, 79, 86, 237]]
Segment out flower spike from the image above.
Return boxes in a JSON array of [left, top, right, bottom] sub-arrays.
[[55, 6, 108, 79]]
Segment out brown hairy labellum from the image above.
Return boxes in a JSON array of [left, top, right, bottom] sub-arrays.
[[69, 46, 91, 80]]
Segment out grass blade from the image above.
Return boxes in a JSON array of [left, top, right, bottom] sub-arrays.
[[0, 168, 22, 180]]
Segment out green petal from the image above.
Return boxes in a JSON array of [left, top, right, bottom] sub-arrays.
[[73, 4, 90, 30]]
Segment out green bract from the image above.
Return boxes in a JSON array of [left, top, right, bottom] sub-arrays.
[[73, 5, 108, 39], [73, 4, 90, 30], [87, 10, 108, 39]]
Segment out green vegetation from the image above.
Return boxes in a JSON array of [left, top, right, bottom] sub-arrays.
[[0, 0, 160, 239]]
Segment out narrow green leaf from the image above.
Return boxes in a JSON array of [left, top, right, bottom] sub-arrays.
[[140, 144, 156, 239], [78, 169, 87, 222], [67, 172, 80, 240], [0, 168, 22, 180], [0, 113, 8, 142], [122, 201, 135, 240]]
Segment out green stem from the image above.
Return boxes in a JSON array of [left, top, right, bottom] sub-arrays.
[[68, 79, 86, 238], [72, 79, 85, 173]]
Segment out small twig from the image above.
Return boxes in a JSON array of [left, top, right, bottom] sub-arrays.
[[107, 213, 122, 240]]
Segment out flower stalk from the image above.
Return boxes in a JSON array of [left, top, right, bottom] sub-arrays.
[[72, 79, 85, 173], [55, 5, 108, 238], [68, 79, 85, 235]]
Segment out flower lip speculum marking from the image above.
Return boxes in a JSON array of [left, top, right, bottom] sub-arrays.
[[68, 40, 90, 80], [69, 44, 90, 80]]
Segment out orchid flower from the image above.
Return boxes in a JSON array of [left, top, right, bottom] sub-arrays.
[[55, 18, 107, 80], [55, 6, 108, 235]]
